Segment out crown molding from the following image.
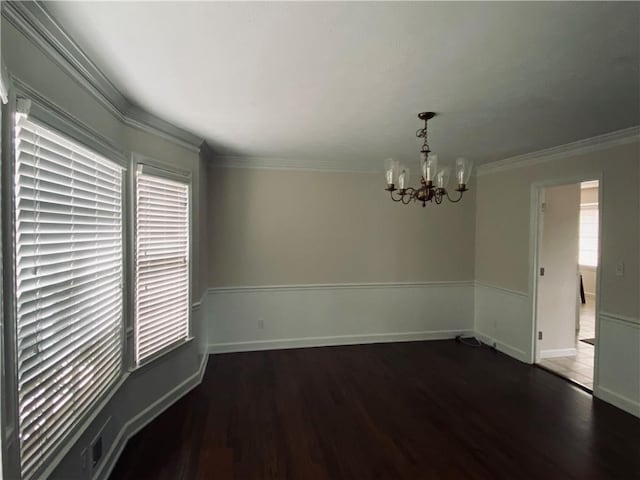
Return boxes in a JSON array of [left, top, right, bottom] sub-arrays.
[[2, 0, 127, 116], [2, 1, 203, 153], [12, 75, 127, 162], [208, 155, 381, 173], [123, 105, 202, 153], [208, 128, 640, 175], [477, 126, 640, 176]]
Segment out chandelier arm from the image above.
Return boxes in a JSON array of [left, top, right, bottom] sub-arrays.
[[390, 190, 404, 202], [403, 188, 417, 204], [445, 190, 465, 203]]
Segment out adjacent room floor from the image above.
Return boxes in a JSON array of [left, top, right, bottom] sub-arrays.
[[539, 297, 596, 389], [109, 339, 639, 479]]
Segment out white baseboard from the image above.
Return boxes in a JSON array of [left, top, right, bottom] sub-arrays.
[[540, 348, 577, 359], [208, 329, 474, 354], [474, 331, 531, 363], [94, 353, 209, 480], [595, 386, 640, 418]]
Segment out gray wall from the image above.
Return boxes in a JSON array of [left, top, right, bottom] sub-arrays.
[[206, 166, 476, 286]]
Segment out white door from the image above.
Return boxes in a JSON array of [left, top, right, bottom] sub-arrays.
[[536, 183, 581, 360]]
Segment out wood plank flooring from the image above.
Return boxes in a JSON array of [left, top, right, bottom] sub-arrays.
[[109, 340, 640, 479]]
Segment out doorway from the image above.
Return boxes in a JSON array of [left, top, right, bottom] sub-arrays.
[[533, 180, 600, 391]]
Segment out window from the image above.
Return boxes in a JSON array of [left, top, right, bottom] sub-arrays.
[[579, 204, 599, 267], [13, 113, 124, 479], [134, 166, 190, 365]]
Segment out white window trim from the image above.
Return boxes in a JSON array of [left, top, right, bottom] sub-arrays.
[[0, 62, 9, 105], [131, 153, 193, 370], [0, 60, 7, 480]]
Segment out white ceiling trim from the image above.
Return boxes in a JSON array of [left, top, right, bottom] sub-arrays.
[[12, 76, 126, 162], [209, 155, 381, 174], [477, 126, 640, 176], [2, 0, 203, 153]]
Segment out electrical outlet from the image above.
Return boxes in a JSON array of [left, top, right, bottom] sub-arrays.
[[538, 331, 543, 340], [258, 318, 264, 329], [616, 262, 625, 277]]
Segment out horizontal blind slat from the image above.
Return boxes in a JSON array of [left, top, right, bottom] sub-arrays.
[[19, 330, 121, 423], [138, 318, 189, 343], [18, 294, 122, 364], [138, 326, 189, 358]]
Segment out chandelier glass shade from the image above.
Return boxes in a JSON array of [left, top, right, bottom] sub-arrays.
[[385, 112, 473, 206]]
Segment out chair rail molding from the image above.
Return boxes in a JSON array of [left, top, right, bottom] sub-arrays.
[[207, 280, 475, 295], [208, 155, 387, 173]]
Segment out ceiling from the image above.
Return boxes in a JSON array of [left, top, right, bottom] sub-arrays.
[[46, 1, 640, 170]]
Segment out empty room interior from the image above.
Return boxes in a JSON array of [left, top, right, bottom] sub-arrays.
[[1, 2, 639, 479]]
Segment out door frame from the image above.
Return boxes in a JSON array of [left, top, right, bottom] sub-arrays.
[[529, 173, 603, 389]]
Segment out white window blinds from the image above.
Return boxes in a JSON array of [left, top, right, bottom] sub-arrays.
[[135, 168, 190, 365], [579, 204, 599, 267], [14, 114, 124, 479]]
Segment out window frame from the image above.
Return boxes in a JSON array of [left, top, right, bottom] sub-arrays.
[[131, 153, 193, 370], [1, 84, 130, 480], [0, 61, 9, 480]]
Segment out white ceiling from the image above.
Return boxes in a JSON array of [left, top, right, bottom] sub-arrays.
[[47, 1, 639, 169]]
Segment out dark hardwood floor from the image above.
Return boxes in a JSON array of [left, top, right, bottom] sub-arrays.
[[110, 340, 640, 479]]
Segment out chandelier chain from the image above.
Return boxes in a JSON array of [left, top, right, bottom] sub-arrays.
[[416, 117, 431, 154]]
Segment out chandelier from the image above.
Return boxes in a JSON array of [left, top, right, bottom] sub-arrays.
[[384, 112, 473, 206]]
